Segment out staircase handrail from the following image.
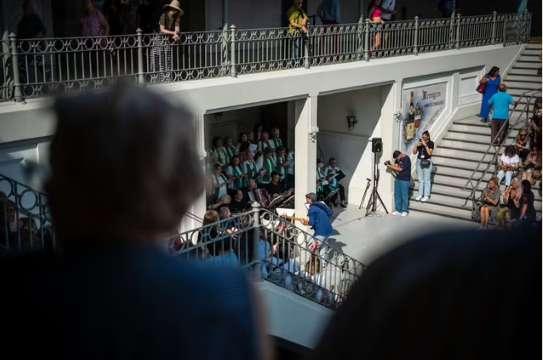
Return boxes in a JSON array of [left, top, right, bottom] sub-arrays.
[[463, 89, 541, 207]]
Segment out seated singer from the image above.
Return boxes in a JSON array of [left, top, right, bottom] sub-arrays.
[[325, 158, 347, 208]]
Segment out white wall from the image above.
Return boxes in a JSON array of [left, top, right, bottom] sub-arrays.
[[317, 85, 388, 204], [258, 280, 333, 348]]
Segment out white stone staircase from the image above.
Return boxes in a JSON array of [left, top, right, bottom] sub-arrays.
[[410, 42, 542, 221]]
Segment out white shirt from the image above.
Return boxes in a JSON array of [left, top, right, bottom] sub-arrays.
[[499, 154, 520, 167]]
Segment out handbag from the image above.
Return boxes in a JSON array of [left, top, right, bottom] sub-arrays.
[[476, 78, 487, 94], [420, 158, 431, 168]]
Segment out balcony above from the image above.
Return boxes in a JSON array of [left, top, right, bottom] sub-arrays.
[[0, 12, 532, 103]]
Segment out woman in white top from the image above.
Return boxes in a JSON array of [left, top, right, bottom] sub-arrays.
[[497, 145, 521, 187]]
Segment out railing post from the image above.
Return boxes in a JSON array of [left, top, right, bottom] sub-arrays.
[[491, 11, 497, 44], [502, 15, 508, 46], [303, 33, 310, 69], [136, 29, 144, 85], [455, 13, 461, 49], [357, 17, 364, 60], [413, 16, 419, 55], [364, 19, 370, 61], [221, 24, 229, 76], [8, 33, 23, 102], [251, 202, 261, 279], [448, 11, 455, 49], [230, 25, 237, 77]]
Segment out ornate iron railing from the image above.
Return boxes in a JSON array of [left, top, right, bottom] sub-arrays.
[[0, 12, 531, 101], [170, 206, 365, 309], [0, 174, 55, 253]]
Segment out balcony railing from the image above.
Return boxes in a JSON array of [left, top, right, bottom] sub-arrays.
[[0, 12, 531, 102], [170, 207, 366, 309]]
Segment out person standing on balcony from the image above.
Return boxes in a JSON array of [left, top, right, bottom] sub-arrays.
[[413, 130, 434, 202], [488, 83, 516, 145], [317, 0, 341, 25], [81, 0, 110, 36], [368, 0, 385, 52], [17, 0, 46, 39], [287, 0, 309, 61], [151, 0, 183, 81], [478, 66, 501, 123]]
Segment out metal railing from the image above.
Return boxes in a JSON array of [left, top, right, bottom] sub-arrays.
[[0, 12, 531, 102], [0, 173, 365, 308], [463, 89, 541, 213], [170, 206, 365, 309], [0, 174, 55, 253]]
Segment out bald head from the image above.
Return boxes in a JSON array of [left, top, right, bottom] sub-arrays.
[[498, 83, 507, 92]]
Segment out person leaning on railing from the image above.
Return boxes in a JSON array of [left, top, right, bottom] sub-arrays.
[[287, 0, 309, 60]]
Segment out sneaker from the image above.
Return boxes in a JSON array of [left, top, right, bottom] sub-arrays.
[[340, 201, 347, 208], [415, 195, 423, 201], [392, 211, 401, 216], [421, 197, 429, 202], [401, 212, 408, 217]]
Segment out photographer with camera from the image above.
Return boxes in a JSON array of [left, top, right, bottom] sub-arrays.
[[385, 150, 412, 217], [412, 131, 434, 202]]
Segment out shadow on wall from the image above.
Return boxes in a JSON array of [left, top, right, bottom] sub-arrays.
[[317, 85, 390, 203]]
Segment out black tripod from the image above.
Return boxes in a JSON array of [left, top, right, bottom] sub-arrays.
[[358, 151, 388, 216]]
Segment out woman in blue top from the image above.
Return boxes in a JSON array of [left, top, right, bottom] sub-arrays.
[[479, 66, 501, 122]]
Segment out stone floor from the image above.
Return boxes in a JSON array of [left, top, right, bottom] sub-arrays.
[[327, 205, 479, 265]]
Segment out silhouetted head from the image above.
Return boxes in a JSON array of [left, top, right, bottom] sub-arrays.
[[504, 145, 516, 157], [488, 66, 500, 77], [48, 85, 203, 249], [311, 228, 540, 360]]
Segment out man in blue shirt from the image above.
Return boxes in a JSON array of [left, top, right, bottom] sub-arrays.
[[386, 150, 412, 216], [488, 84, 516, 145], [305, 192, 334, 242]]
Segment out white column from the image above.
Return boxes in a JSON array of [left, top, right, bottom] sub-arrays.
[[294, 95, 318, 217], [378, 83, 400, 211]]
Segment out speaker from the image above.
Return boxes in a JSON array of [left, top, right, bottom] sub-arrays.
[[371, 138, 383, 153]]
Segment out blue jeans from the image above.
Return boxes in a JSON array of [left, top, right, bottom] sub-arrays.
[[416, 159, 433, 198], [394, 179, 410, 213]]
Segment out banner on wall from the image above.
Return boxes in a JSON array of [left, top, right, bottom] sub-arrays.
[[401, 83, 447, 153]]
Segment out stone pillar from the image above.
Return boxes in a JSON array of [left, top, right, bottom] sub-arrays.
[[294, 95, 318, 217]]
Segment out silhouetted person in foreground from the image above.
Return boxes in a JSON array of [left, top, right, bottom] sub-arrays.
[[311, 228, 540, 360], [1, 85, 268, 359]]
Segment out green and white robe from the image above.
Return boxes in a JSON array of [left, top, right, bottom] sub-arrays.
[[226, 165, 245, 190]]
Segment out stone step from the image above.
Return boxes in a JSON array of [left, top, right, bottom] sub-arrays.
[[518, 54, 541, 62], [432, 156, 494, 172], [506, 81, 541, 90], [521, 49, 542, 56], [440, 139, 495, 153], [411, 181, 541, 213], [507, 68, 541, 75], [511, 61, 542, 69], [434, 164, 497, 179], [446, 130, 517, 143], [449, 123, 491, 135], [430, 173, 492, 188], [504, 74, 542, 83], [409, 201, 473, 221]]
